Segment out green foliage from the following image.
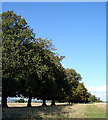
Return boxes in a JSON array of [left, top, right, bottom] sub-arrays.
[[2, 10, 35, 98], [64, 68, 83, 103], [87, 92, 102, 103], [15, 99, 25, 103]]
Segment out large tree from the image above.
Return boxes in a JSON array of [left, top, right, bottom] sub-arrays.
[[2, 11, 35, 107], [21, 38, 58, 107], [35, 38, 66, 106]]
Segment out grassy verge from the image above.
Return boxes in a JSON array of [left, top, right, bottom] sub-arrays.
[[85, 105, 106, 118]]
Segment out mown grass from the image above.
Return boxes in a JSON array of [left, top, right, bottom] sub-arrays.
[[85, 104, 106, 118]]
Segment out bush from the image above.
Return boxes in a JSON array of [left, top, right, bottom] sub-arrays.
[[15, 99, 25, 103]]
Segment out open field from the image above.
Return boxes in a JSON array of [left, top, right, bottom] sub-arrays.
[[2, 102, 107, 119]]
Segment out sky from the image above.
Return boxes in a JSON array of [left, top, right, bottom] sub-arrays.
[[2, 2, 106, 101], [1, 0, 107, 2]]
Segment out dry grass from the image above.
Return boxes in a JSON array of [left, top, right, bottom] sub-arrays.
[[7, 102, 86, 118], [62, 103, 86, 118], [2, 102, 106, 119], [7, 102, 68, 107], [93, 103, 106, 111]]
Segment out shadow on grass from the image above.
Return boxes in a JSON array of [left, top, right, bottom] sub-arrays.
[[2, 103, 73, 119]]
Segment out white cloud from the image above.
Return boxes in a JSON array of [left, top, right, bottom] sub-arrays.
[[88, 85, 106, 92], [87, 85, 107, 101], [62, 64, 64, 67]]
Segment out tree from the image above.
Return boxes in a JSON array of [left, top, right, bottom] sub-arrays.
[[17, 41, 41, 107], [87, 92, 101, 103], [64, 68, 82, 103], [34, 38, 66, 106], [2, 11, 35, 107], [75, 82, 88, 103]]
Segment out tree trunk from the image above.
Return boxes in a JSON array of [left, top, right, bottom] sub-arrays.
[[2, 96, 8, 108], [51, 100, 55, 106], [27, 96, 32, 107], [42, 99, 47, 106]]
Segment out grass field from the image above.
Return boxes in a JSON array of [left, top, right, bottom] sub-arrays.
[[2, 102, 107, 119], [85, 103, 106, 118]]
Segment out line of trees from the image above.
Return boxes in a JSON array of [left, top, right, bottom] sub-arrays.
[[1, 11, 102, 107]]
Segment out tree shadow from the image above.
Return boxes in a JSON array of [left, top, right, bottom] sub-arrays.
[[2, 106, 41, 119], [2, 103, 74, 119]]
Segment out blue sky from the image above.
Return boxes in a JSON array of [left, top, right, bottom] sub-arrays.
[[1, 0, 107, 2], [2, 2, 106, 101]]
